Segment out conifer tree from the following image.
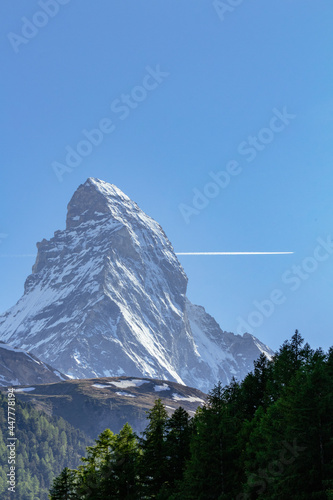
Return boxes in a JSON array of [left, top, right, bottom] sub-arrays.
[[100, 422, 140, 499], [75, 428, 116, 499], [267, 329, 311, 402], [49, 467, 77, 500], [240, 353, 272, 419], [181, 382, 243, 499], [139, 398, 169, 497], [157, 407, 192, 498]]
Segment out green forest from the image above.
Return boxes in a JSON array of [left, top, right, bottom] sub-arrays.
[[0, 393, 92, 500], [49, 331, 333, 499]]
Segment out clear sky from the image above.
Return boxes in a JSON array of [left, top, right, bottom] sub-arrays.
[[1, 1, 332, 353]]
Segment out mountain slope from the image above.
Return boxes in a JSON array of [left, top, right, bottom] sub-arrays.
[[0, 178, 273, 392], [0, 341, 68, 386], [7, 376, 207, 438]]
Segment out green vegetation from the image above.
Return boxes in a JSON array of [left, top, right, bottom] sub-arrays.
[[0, 394, 91, 500], [49, 331, 333, 499]]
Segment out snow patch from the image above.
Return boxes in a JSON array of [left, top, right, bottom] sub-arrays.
[[109, 379, 148, 389], [172, 393, 205, 403], [154, 383, 170, 392], [116, 391, 136, 398], [53, 370, 66, 381], [131, 379, 149, 387]]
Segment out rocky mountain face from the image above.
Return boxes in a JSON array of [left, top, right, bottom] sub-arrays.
[[7, 376, 207, 438], [0, 178, 273, 392], [0, 341, 67, 386]]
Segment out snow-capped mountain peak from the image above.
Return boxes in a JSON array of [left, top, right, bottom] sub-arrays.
[[67, 178, 140, 228], [0, 178, 273, 392]]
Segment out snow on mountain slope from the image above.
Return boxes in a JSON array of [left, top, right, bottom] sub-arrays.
[[185, 299, 272, 388], [6, 376, 207, 438], [0, 341, 68, 386], [0, 178, 273, 392]]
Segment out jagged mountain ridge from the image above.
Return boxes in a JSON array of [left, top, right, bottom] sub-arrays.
[[0, 178, 272, 392]]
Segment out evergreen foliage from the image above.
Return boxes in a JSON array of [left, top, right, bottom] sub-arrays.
[[51, 330, 333, 500], [50, 331, 333, 499], [49, 468, 77, 500], [5, 330, 332, 499], [0, 394, 91, 500], [139, 398, 169, 497]]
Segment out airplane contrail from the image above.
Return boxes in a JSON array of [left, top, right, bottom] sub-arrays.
[[0, 252, 294, 257], [176, 252, 294, 255]]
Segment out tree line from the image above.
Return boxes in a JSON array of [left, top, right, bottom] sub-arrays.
[[50, 330, 333, 499]]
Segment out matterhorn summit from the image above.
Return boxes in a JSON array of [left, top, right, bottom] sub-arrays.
[[0, 178, 272, 392]]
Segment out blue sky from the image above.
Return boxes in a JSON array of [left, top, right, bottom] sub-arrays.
[[1, 0, 332, 352]]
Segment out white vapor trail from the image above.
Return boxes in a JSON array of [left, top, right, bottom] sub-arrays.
[[0, 252, 294, 257], [176, 252, 294, 255]]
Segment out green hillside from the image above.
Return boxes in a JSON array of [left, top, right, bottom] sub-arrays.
[[0, 393, 92, 500]]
